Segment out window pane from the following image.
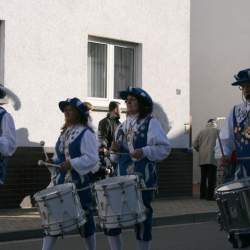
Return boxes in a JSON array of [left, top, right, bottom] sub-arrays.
[[88, 42, 107, 98], [114, 46, 134, 99]]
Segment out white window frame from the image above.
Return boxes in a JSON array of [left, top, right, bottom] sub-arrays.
[[87, 36, 141, 110], [0, 21, 4, 84]]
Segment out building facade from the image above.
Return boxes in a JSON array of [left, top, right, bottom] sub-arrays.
[[191, 0, 250, 184], [0, 0, 191, 207]]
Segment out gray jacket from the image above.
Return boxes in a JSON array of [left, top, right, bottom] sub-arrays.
[[193, 126, 218, 166]]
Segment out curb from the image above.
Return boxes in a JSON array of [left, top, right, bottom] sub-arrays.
[[0, 212, 217, 242]]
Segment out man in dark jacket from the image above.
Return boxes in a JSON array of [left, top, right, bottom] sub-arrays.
[[98, 101, 121, 151]]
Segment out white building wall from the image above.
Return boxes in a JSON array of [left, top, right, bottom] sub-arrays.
[[0, 0, 190, 148], [191, 0, 250, 183]]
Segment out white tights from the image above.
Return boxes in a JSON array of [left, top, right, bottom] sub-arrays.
[[42, 234, 96, 250], [107, 235, 122, 250], [137, 240, 152, 250]]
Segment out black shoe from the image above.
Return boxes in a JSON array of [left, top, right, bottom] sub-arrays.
[[239, 234, 250, 248], [228, 234, 239, 248]]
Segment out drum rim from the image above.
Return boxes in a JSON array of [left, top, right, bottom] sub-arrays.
[[215, 177, 250, 193], [94, 182, 136, 191], [43, 218, 85, 235], [99, 213, 146, 228], [98, 211, 146, 218], [94, 175, 138, 190], [42, 216, 85, 228], [34, 183, 76, 201]]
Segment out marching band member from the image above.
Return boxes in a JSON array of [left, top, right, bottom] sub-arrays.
[[105, 87, 171, 250], [42, 97, 98, 250], [215, 68, 250, 248], [0, 84, 16, 185]]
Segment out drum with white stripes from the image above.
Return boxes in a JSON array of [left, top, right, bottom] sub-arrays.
[[34, 183, 85, 236], [94, 175, 146, 229]]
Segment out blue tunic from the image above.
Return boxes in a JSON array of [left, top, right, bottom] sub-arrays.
[[0, 107, 8, 185], [233, 106, 250, 179], [116, 115, 157, 189], [105, 116, 156, 241], [53, 127, 95, 238]]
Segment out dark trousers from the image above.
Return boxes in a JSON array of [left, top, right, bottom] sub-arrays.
[[200, 164, 217, 199]]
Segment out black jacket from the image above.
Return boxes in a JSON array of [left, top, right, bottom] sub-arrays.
[[98, 113, 120, 149]]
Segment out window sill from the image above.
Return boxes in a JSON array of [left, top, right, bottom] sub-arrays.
[[86, 97, 126, 113]]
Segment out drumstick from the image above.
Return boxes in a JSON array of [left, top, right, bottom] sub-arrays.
[[40, 141, 49, 161], [139, 187, 157, 191], [109, 151, 130, 156], [216, 131, 225, 158], [37, 160, 60, 168]]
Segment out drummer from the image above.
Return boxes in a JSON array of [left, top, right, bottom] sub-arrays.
[[0, 84, 16, 185], [42, 97, 99, 250], [215, 68, 250, 248], [105, 87, 171, 250]]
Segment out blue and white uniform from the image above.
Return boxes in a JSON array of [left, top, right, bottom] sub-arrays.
[[52, 125, 99, 237], [42, 124, 98, 250], [0, 107, 16, 185], [106, 114, 171, 242], [215, 102, 250, 247], [215, 102, 250, 179]]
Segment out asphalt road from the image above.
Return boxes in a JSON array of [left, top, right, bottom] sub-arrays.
[[0, 222, 238, 250]]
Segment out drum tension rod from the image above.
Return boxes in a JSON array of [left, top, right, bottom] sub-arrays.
[[103, 185, 108, 197]]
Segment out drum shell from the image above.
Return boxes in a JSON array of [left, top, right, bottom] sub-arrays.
[[216, 181, 250, 234], [34, 183, 85, 236], [94, 175, 146, 229]]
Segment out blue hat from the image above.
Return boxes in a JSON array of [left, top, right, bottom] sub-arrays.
[[119, 87, 153, 106], [0, 85, 6, 99], [207, 118, 216, 123], [232, 68, 250, 86], [59, 97, 89, 117]]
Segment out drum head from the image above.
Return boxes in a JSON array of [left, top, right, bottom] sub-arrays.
[[216, 178, 250, 192], [34, 183, 74, 200], [95, 175, 137, 189]]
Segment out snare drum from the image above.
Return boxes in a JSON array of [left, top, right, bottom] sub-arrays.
[[34, 183, 85, 236], [94, 175, 146, 229], [215, 178, 250, 234]]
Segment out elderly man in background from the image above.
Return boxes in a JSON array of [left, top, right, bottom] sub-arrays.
[[193, 119, 218, 200]]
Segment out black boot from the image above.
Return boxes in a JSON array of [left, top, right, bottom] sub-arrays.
[[228, 233, 239, 248], [239, 234, 250, 248]]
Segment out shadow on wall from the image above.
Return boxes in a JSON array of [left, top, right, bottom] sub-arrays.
[[0, 119, 193, 208], [153, 102, 171, 134], [16, 128, 41, 147], [0, 128, 51, 208], [153, 102, 191, 148]]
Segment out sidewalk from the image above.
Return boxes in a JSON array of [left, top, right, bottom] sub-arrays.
[[0, 198, 218, 242]]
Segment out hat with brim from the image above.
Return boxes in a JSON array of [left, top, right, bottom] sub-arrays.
[[59, 97, 89, 117], [119, 87, 153, 106], [232, 68, 250, 86], [0, 85, 8, 105]]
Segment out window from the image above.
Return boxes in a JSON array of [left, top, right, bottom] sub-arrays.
[[87, 37, 141, 106], [0, 21, 4, 84], [88, 42, 107, 98]]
